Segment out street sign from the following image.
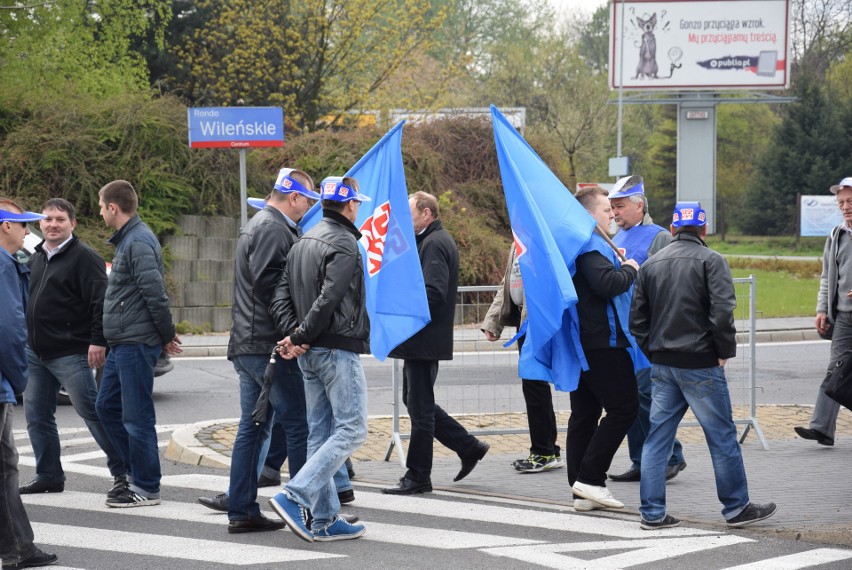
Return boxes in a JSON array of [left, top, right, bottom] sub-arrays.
[[187, 107, 284, 148]]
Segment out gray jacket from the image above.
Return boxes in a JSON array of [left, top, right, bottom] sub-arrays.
[[817, 225, 845, 322], [103, 215, 175, 346]]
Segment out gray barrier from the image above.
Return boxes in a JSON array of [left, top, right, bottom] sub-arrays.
[[385, 276, 764, 465]]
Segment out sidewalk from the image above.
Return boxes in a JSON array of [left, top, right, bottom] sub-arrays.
[[166, 316, 852, 545]]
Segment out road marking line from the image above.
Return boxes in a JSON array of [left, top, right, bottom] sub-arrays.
[[31, 522, 340, 564], [720, 548, 852, 569]]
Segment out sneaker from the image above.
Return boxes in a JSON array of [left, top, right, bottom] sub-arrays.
[[312, 516, 366, 542], [574, 498, 603, 512], [514, 454, 564, 473], [269, 492, 313, 543], [107, 475, 129, 499], [105, 489, 160, 508], [572, 482, 624, 509], [640, 514, 681, 530], [726, 502, 777, 527], [1, 546, 58, 569]]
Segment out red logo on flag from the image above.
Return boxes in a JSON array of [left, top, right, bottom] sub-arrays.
[[359, 201, 391, 276], [512, 230, 528, 260]]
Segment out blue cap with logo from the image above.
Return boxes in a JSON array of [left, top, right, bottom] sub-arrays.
[[320, 176, 371, 203], [672, 201, 707, 227], [608, 175, 645, 199], [0, 208, 45, 224], [247, 197, 266, 211], [273, 168, 321, 200]]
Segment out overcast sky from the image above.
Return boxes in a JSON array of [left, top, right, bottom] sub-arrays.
[[548, 0, 608, 17]]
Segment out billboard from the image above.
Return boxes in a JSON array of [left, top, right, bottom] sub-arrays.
[[801, 195, 842, 237], [187, 107, 284, 148], [609, 0, 790, 90]]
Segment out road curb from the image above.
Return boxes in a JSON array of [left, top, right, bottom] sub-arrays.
[[164, 419, 233, 469]]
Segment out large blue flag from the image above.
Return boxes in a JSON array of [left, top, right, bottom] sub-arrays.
[[491, 105, 596, 391], [301, 122, 430, 360]]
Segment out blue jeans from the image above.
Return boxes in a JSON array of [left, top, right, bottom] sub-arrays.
[[285, 348, 367, 530], [228, 354, 308, 521], [1, 404, 36, 566], [95, 343, 162, 497], [640, 364, 749, 523], [626, 367, 685, 470], [259, 424, 350, 490], [25, 348, 125, 483]]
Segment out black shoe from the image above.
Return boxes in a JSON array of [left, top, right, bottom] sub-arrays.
[[794, 426, 834, 446], [18, 480, 63, 495], [107, 475, 129, 499], [726, 502, 777, 527], [257, 474, 281, 487], [454, 442, 490, 482], [609, 467, 641, 482], [338, 489, 355, 504], [381, 476, 433, 495], [198, 493, 229, 513], [640, 514, 681, 530], [228, 514, 286, 534], [665, 462, 687, 481], [2, 547, 58, 569]]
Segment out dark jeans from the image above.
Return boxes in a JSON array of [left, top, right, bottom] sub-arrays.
[[402, 359, 480, 483], [228, 354, 308, 521], [95, 343, 162, 496], [0, 403, 36, 566], [566, 348, 639, 488], [517, 335, 559, 457]]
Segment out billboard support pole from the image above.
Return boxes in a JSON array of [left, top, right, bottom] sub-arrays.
[[239, 149, 248, 231], [616, 0, 625, 158]]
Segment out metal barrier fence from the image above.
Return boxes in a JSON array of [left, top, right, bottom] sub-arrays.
[[385, 276, 764, 465]]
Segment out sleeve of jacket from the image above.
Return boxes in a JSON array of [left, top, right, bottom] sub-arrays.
[[421, 239, 451, 312], [481, 272, 507, 338], [576, 250, 637, 298], [816, 231, 832, 315], [291, 241, 359, 346], [0, 261, 28, 394], [647, 230, 673, 258], [706, 255, 737, 359], [249, 221, 290, 312], [269, 264, 298, 337], [80, 246, 108, 347], [629, 271, 652, 355], [127, 241, 175, 343]]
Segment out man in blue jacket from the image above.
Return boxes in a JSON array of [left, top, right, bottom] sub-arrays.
[[0, 197, 57, 570], [95, 180, 181, 508]]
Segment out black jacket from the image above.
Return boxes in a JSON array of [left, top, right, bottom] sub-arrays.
[[27, 236, 108, 360], [574, 248, 637, 352], [390, 220, 458, 360], [630, 232, 737, 368], [270, 210, 370, 354], [228, 206, 301, 358]]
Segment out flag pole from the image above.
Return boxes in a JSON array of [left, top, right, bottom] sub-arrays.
[[594, 225, 628, 262]]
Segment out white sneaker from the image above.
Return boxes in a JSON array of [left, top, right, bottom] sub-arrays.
[[573, 498, 602, 512], [572, 482, 624, 509]]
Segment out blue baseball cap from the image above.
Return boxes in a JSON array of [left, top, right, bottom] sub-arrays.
[[247, 197, 266, 211], [0, 208, 45, 224], [608, 175, 645, 199], [672, 202, 707, 227], [320, 176, 371, 203], [273, 168, 320, 200]]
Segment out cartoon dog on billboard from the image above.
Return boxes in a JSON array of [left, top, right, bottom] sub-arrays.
[[633, 13, 659, 79]]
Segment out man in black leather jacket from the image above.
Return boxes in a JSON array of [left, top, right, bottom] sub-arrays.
[[630, 202, 776, 530], [269, 176, 370, 543], [382, 191, 489, 496]]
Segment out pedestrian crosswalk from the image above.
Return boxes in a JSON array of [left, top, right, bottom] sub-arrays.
[[13, 426, 852, 569]]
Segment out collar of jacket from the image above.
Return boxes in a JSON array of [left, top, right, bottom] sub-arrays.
[[107, 214, 143, 247], [416, 219, 443, 244], [322, 208, 362, 240], [34, 234, 79, 257], [673, 232, 706, 247]]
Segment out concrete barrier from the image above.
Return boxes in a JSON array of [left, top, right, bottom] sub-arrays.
[[206, 216, 239, 239], [164, 236, 198, 261], [198, 238, 236, 261], [178, 215, 206, 237], [184, 282, 217, 307], [192, 259, 232, 282]]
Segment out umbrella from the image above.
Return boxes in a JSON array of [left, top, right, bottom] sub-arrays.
[[250, 349, 278, 425]]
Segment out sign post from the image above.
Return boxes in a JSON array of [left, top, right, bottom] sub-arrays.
[[187, 107, 285, 230]]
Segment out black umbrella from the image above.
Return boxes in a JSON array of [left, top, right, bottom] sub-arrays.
[[250, 349, 278, 425]]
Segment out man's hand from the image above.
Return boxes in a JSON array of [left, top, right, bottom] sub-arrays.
[[623, 258, 640, 272], [276, 336, 309, 360], [815, 312, 829, 335], [482, 330, 499, 342], [718, 358, 727, 367], [164, 334, 183, 355], [88, 345, 107, 369]]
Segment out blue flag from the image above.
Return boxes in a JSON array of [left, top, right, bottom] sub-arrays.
[[301, 122, 430, 360], [491, 105, 596, 392]]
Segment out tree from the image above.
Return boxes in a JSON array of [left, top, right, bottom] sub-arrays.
[[172, 0, 443, 130], [790, 0, 852, 80]]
